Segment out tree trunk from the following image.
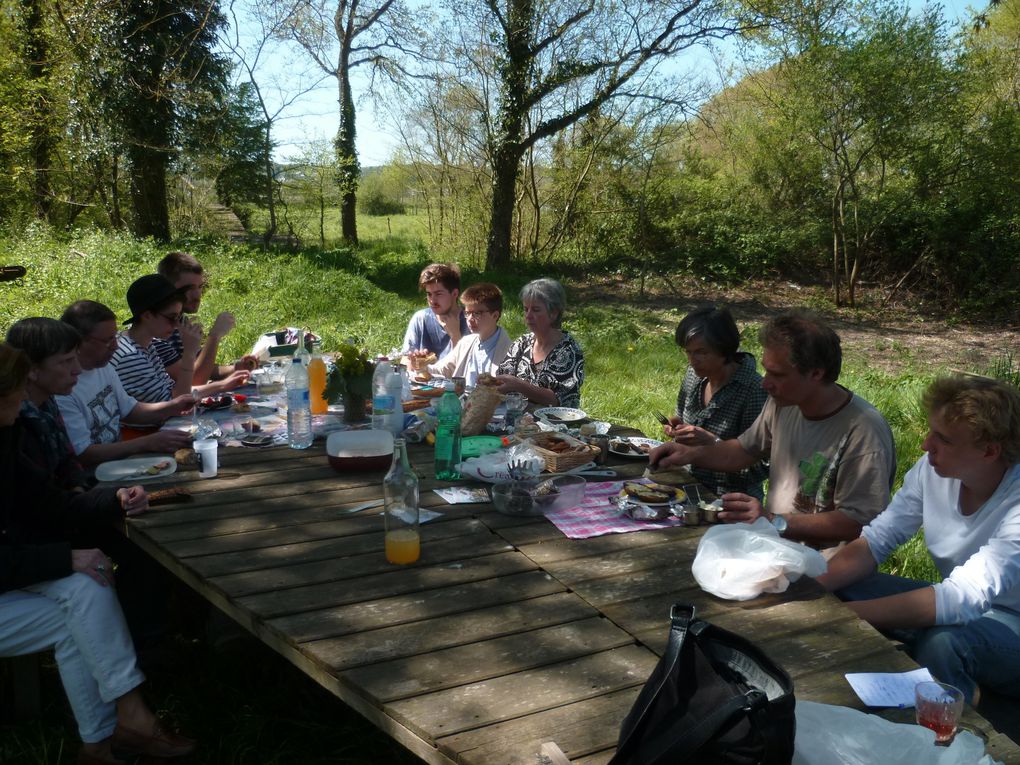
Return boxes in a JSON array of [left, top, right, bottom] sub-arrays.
[[24, 0, 53, 222], [128, 147, 171, 241], [485, 0, 532, 270], [486, 145, 522, 269], [335, 56, 359, 245]]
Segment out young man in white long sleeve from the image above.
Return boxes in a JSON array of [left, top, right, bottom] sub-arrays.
[[817, 375, 1020, 705]]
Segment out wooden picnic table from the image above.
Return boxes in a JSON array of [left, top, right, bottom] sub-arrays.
[[119, 437, 1020, 765]]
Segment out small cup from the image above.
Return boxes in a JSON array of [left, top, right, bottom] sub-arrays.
[[590, 434, 610, 465], [194, 438, 218, 478], [451, 376, 466, 395], [915, 681, 964, 744], [682, 505, 702, 526]]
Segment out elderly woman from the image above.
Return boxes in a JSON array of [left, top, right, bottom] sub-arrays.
[[0, 343, 195, 764], [111, 274, 247, 403], [663, 305, 768, 498], [496, 278, 584, 408]]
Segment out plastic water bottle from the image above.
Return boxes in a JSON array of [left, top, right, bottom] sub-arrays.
[[434, 380, 462, 480], [385, 365, 404, 435], [372, 356, 395, 433], [285, 358, 313, 449]]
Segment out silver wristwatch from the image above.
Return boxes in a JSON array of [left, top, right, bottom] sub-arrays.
[[770, 514, 788, 536]]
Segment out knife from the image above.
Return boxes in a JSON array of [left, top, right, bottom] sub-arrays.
[[338, 498, 385, 515]]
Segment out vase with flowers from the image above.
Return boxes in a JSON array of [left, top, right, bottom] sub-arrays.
[[325, 342, 375, 423]]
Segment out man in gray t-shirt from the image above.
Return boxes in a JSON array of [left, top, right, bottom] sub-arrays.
[[651, 310, 895, 550]]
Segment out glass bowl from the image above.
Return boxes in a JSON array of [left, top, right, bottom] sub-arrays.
[[490, 474, 586, 516]]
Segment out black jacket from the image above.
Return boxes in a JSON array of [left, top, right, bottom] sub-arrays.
[[0, 422, 122, 593]]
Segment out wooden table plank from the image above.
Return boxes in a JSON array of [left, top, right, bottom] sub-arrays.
[[343, 617, 634, 702], [387, 645, 657, 739], [269, 569, 567, 643], [303, 592, 599, 672], [226, 549, 533, 608]]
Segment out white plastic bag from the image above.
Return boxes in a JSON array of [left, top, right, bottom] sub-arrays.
[[793, 701, 1002, 765], [691, 517, 827, 600]]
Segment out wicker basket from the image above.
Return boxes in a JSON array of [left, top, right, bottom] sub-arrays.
[[527, 432, 600, 472]]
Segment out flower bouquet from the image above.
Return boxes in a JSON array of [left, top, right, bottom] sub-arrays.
[[325, 343, 375, 423]]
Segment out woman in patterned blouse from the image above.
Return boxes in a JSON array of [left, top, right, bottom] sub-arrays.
[[496, 278, 584, 408], [662, 305, 768, 498]]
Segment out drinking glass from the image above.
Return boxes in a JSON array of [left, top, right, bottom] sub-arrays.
[[915, 681, 964, 744], [504, 392, 526, 431]]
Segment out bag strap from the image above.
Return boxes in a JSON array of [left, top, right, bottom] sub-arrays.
[[631, 688, 768, 765], [614, 604, 697, 758]]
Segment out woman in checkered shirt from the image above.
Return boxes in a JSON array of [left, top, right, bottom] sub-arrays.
[[663, 306, 769, 499]]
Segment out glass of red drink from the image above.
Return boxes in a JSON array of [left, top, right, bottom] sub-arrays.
[[915, 681, 964, 744]]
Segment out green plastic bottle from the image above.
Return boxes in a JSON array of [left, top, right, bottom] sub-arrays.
[[434, 380, 462, 480]]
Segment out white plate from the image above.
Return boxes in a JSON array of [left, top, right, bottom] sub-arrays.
[[95, 455, 177, 483], [534, 407, 588, 423], [609, 436, 663, 458]]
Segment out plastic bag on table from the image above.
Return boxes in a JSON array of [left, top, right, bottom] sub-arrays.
[[691, 517, 827, 601], [458, 443, 545, 483], [793, 701, 1002, 765]]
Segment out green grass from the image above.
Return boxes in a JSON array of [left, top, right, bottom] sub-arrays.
[[0, 219, 967, 761]]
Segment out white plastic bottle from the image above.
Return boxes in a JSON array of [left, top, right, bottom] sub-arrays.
[[372, 356, 394, 432], [386, 365, 405, 435], [285, 358, 313, 449]]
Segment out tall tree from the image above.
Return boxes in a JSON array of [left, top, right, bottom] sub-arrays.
[[103, 0, 229, 241], [277, 0, 414, 245], [439, 0, 737, 269]]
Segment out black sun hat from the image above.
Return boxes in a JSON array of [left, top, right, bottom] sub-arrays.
[[124, 274, 184, 325]]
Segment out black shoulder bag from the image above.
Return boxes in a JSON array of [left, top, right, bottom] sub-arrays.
[[609, 603, 796, 765]]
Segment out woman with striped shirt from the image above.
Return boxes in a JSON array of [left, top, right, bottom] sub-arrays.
[[111, 275, 247, 403]]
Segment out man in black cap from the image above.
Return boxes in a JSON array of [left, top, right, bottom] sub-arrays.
[[110, 275, 248, 403]]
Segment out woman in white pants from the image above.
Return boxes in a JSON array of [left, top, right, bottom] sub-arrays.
[[0, 342, 194, 765]]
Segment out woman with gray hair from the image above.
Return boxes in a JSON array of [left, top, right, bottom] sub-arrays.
[[496, 278, 584, 408]]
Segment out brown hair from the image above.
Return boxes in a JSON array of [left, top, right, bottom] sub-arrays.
[[461, 283, 503, 314], [923, 375, 1020, 463], [759, 310, 841, 384], [0, 342, 31, 396], [157, 251, 203, 283], [418, 263, 460, 292], [61, 300, 117, 337]]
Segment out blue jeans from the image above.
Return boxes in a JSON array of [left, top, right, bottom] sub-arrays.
[[0, 573, 145, 742], [837, 573, 1020, 705]]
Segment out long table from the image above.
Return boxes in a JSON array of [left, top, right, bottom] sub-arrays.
[[120, 440, 1020, 764]]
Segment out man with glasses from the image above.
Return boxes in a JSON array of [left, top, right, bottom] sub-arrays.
[[426, 283, 511, 387], [402, 263, 470, 361], [152, 251, 255, 385], [56, 301, 195, 467], [110, 275, 247, 403]]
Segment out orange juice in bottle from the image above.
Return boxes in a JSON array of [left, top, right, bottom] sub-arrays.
[[307, 344, 327, 414], [383, 438, 420, 564]]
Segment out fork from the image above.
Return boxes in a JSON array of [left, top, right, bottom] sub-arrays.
[[652, 410, 671, 427]]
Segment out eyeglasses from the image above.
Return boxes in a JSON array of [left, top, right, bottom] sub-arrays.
[[463, 309, 491, 318], [159, 312, 183, 325]]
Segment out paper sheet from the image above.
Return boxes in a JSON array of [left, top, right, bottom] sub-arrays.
[[844, 667, 935, 707], [433, 487, 491, 504]]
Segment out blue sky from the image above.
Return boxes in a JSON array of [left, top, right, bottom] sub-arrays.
[[241, 0, 980, 167]]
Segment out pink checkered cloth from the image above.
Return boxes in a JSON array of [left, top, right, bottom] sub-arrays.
[[544, 480, 683, 539]]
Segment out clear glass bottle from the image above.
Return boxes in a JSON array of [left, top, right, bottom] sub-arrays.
[[383, 438, 420, 564]]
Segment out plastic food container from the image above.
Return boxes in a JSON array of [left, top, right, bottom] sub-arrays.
[[326, 430, 394, 472], [490, 474, 586, 516]]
